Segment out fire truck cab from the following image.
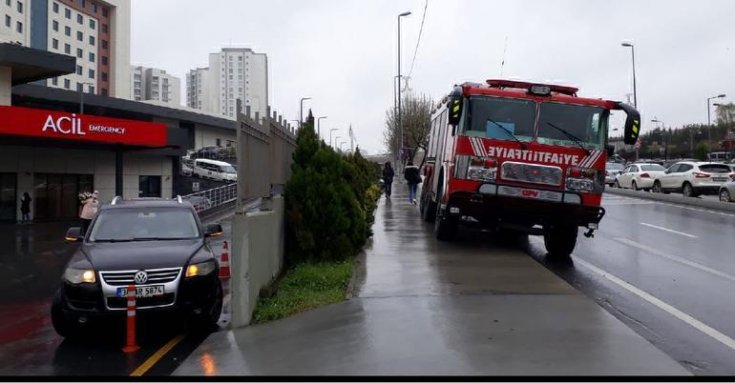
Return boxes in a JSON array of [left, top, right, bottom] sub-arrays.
[[419, 79, 640, 259]]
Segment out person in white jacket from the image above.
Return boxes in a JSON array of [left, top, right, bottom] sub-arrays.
[[79, 190, 100, 235]]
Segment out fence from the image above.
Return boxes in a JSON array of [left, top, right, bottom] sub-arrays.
[[181, 183, 237, 214], [235, 101, 297, 208]]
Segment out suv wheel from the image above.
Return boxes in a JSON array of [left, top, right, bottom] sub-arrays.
[[51, 290, 80, 339], [682, 182, 695, 197], [720, 189, 732, 203], [196, 281, 223, 331]]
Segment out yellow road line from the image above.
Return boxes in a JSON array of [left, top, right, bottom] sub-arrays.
[[129, 333, 187, 377]]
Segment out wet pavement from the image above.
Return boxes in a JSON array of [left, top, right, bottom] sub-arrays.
[[527, 193, 735, 375], [0, 210, 234, 377], [174, 186, 688, 376]]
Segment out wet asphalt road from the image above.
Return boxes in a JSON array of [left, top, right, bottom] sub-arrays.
[[0, 212, 233, 377], [526, 193, 735, 375]]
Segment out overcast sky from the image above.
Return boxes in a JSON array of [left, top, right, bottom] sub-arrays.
[[131, 0, 735, 154]]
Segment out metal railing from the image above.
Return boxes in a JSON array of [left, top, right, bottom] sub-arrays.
[[181, 183, 237, 214]]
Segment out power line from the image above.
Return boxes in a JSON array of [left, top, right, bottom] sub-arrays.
[[407, 0, 429, 79]]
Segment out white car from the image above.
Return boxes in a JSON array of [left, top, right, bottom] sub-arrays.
[[615, 163, 667, 191], [193, 159, 238, 182], [652, 161, 734, 197]]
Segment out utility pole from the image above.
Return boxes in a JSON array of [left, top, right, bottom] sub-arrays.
[[397, 11, 411, 170]]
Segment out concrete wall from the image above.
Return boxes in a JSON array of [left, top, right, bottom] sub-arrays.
[[230, 196, 285, 327], [0, 145, 173, 221], [194, 124, 236, 149]]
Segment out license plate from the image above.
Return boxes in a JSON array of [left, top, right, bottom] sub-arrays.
[[713, 177, 728, 182], [116, 285, 164, 298]]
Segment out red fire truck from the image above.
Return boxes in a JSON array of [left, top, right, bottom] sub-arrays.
[[419, 79, 640, 259]]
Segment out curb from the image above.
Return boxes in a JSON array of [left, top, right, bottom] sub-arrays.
[[605, 187, 735, 213]]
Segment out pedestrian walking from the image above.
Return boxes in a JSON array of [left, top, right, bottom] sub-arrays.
[[20, 192, 32, 224], [382, 162, 395, 198], [79, 190, 100, 235], [404, 161, 421, 205]]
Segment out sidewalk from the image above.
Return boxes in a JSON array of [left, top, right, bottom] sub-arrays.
[[174, 187, 689, 376]]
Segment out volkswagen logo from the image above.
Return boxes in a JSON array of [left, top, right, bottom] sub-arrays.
[[134, 271, 148, 284]]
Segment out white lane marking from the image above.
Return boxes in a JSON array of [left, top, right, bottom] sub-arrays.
[[614, 237, 735, 283], [640, 222, 698, 239], [604, 192, 735, 217], [575, 258, 735, 351]]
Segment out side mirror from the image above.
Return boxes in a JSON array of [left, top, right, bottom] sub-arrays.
[[615, 102, 641, 145], [606, 145, 615, 157], [64, 227, 83, 243], [205, 224, 224, 238]]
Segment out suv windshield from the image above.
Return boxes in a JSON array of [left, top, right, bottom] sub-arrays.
[[699, 164, 731, 173], [462, 97, 536, 142], [537, 102, 607, 150], [221, 165, 237, 174], [89, 208, 200, 242]]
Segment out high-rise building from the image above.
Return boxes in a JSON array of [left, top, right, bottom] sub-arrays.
[[131, 65, 181, 105], [0, 0, 130, 98], [186, 47, 268, 120]]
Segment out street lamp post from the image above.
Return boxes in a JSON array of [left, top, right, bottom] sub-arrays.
[[707, 94, 726, 145], [329, 128, 338, 148], [339, 141, 347, 152], [621, 42, 638, 161], [317, 116, 328, 140], [334, 136, 341, 149], [78, 81, 95, 115], [397, 11, 411, 167], [300, 97, 312, 125], [651, 118, 667, 160]]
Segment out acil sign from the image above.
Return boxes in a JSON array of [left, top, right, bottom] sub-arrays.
[[42, 114, 86, 135]]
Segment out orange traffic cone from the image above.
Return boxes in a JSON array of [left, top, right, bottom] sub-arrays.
[[219, 241, 231, 280]]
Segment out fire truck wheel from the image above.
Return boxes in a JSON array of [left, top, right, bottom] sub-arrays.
[[544, 225, 578, 260], [421, 193, 436, 223], [435, 215, 458, 241]]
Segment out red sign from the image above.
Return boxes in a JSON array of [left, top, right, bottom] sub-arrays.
[[0, 106, 168, 147]]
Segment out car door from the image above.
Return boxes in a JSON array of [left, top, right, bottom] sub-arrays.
[[675, 164, 694, 189], [660, 164, 680, 189], [625, 165, 639, 188], [620, 165, 635, 188]]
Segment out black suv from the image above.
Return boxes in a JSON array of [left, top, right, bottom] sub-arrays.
[[52, 196, 224, 338]]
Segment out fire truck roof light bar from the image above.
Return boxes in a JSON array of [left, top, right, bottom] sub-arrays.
[[485, 79, 578, 97]]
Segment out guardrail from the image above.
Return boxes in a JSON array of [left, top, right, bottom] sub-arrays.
[[181, 183, 237, 214], [605, 187, 735, 213]]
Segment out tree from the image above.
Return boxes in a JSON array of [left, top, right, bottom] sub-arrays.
[[715, 103, 735, 126], [383, 93, 433, 168], [694, 141, 709, 161]]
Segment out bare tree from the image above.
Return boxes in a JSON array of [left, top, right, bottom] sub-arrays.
[[383, 93, 433, 169], [716, 103, 735, 126]]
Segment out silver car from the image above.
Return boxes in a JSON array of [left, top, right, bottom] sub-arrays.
[[719, 177, 735, 202], [605, 162, 625, 186]]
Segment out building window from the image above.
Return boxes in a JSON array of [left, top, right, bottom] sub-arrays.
[[102, 24, 107, 33], [76, 65, 82, 75], [76, 48, 82, 58], [65, 26, 70, 36], [88, 69, 94, 79], [102, 7, 107, 17], [101, 40, 108, 49], [4, 15, 10, 28], [101, 72, 107, 81], [77, 14, 83, 24], [89, 19, 95, 29], [52, 20, 59, 31], [88, 85, 94, 94], [53, 2, 59, 13], [5, 0, 9, 6], [101, 88, 107, 96], [51, 77, 58, 85], [52, 39, 59, 49], [16, 21, 21, 33], [16, 1, 22, 13], [65, 8, 71, 19], [80, 0, 85, 8], [88, 52, 94, 62], [64, 43, 70, 54], [77, 83, 83, 92], [64, 78, 70, 89], [77, 31, 83, 41], [92, 3, 97, 13], [101, 56, 108, 65], [89, 36, 95, 46]]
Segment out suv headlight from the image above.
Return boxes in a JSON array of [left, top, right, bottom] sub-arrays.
[[186, 260, 216, 278], [64, 268, 96, 284]]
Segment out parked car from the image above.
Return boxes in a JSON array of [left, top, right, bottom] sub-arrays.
[[605, 162, 625, 186], [718, 177, 735, 202], [651, 161, 734, 197], [183, 195, 212, 213], [52, 197, 224, 339], [193, 159, 237, 182], [615, 163, 667, 191]]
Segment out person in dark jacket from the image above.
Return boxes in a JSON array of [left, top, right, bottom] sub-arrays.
[[382, 162, 395, 197], [20, 192, 32, 224], [404, 161, 421, 205]]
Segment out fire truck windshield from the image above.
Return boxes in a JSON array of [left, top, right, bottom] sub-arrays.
[[461, 96, 608, 150]]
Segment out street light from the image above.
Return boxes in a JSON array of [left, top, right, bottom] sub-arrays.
[[707, 94, 726, 144], [300, 97, 311, 125], [334, 136, 341, 149], [651, 118, 668, 160], [329, 128, 338, 148], [78, 81, 95, 115], [397, 11, 411, 165], [621, 41, 638, 161], [317, 116, 328, 140]]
